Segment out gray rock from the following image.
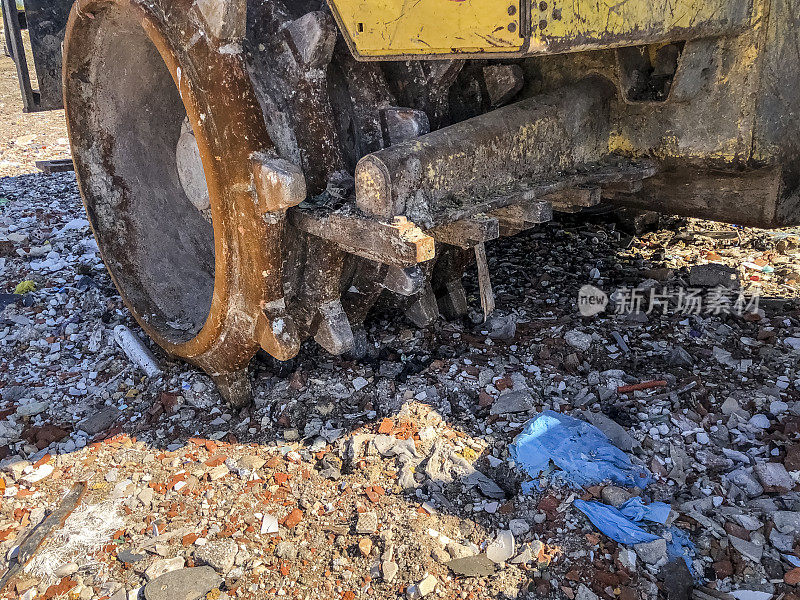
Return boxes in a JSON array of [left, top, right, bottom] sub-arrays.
[[486, 530, 515, 564], [576, 584, 599, 600], [78, 406, 121, 435], [634, 538, 668, 566], [194, 539, 238, 573], [727, 468, 764, 498], [688, 263, 739, 288], [356, 511, 378, 534], [728, 535, 763, 563], [445, 554, 496, 577], [753, 462, 794, 492], [508, 519, 530, 537], [660, 559, 693, 600], [144, 556, 184, 581], [484, 313, 517, 340], [382, 560, 398, 582], [462, 470, 505, 499], [601, 486, 635, 508], [582, 411, 638, 452], [565, 330, 592, 352], [769, 528, 795, 552], [773, 511, 800, 536], [144, 566, 222, 600], [490, 390, 534, 415], [666, 346, 693, 368]]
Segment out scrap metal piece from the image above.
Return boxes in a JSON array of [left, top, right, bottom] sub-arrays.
[[0, 481, 87, 593], [251, 154, 307, 213], [429, 215, 499, 249], [195, 0, 246, 42], [474, 242, 495, 320], [483, 64, 524, 107], [290, 210, 435, 268], [381, 265, 425, 296], [315, 299, 355, 354], [433, 245, 472, 319], [210, 369, 252, 409], [380, 107, 430, 146], [491, 200, 553, 232], [404, 282, 439, 327]]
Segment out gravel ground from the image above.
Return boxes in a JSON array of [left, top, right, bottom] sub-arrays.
[[2, 22, 800, 600]]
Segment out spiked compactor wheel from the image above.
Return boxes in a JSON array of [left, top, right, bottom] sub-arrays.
[[62, 0, 800, 406]]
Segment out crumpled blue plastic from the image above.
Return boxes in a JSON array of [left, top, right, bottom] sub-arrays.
[[666, 526, 699, 578], [573, 498, 669, 545], [574, 499, 700, 580], [509, 411, 651, 491]]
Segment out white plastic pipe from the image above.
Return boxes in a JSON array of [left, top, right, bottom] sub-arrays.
[[113, 325, 163, 378]]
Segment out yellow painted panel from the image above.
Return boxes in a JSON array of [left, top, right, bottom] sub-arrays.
[[328, 0, 523, 57], [531, 0, 754, 53]]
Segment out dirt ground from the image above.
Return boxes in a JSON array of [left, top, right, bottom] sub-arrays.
[[1, 15, 800, 600]]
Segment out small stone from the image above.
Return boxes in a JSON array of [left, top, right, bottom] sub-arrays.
[[490, 390, 534, 415], [634, 538, 668, 566], [748, 414, 771, 429], [2, 457, 31, 481], [78, 406, 121, 435], [728, 535, 763, 563], [666, 346, 693, 368], [565, 330, 592, 352], [54, 562, 78, 577], [118, 549, 146, 564], [601, 486, 634, 508], [785, 568, 800, 586], [195, 539, 238, 573], [486, 530, 515, 564], [753, 462, 794, 492], [408, 574, 438, 598], [144, 556, 185, 581], [688, 263, 739, 289], [773, 511, 800, 535], [721, 396, 744, 416], [356, 511, 378, 534], [21, 463, 54, 484], [576, 584, 599, 600], [508, 519, 530, 537], [382, 560, 398, 582], [275, 541, 297, 560], [358, 537, 373, 557], [260, 513, 279, 535], [143, 566, 222, 600], [582, 411, 638, 452], [236, 455, 266, 472], [207, 464, 229, 480], [727, 468, 764, 498]]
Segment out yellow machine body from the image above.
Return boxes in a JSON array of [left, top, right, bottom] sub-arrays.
[[328, 0, 755, 58]]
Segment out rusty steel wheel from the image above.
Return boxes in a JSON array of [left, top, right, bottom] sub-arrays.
[[63, 0, 300, 406], [63, 0, 498, 407]]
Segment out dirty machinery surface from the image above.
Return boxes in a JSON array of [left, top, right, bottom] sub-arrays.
[[6, 0, 800, 406]]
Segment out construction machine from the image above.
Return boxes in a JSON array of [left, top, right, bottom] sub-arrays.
[[4, 0, 800, 405]]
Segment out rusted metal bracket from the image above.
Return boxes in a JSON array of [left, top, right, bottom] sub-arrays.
[[289, 209, 435, 268]]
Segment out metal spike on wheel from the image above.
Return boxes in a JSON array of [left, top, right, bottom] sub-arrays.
[[474, 242, 495, 321]]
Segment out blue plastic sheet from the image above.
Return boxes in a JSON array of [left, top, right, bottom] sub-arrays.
[[510, 411, 651, 491], [573, 498, 667, 545], [666, 526, 699, 578]]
